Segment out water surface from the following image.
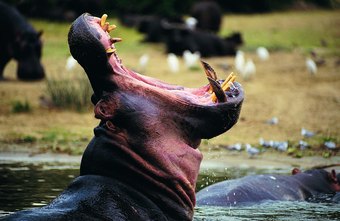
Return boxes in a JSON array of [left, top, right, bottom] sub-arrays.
[[0, 161, 339, 220]]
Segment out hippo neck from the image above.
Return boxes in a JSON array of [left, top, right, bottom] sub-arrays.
[[80, 123, 202, 220]]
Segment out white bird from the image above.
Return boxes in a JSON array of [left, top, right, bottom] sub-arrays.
[[185, 17, 198, 30], [66, 55, 77, 71], [183, 50, 200, 69], [324, 141, 336, 149], [241, 58, 256, 80], [228, 143, 242, 151], [275, 141, 288, 152], [301, 128, 315, 138], [259, 138, 272, 148], [299, 140, 309, 150], [167, 53, 179, 73], [266, 117, 279, 125], [246, 144, 260, 157], [234, 50, 245, 74], [306, 58, 317, 75], [256, 47, 270, 61], [138, 54, 149, 72]]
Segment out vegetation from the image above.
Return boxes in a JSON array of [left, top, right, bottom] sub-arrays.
[[46, 74, 93, 112], [11, 100, 31, 113]]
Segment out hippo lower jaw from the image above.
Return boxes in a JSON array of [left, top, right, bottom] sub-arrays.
[[68, 13, 244, 220]]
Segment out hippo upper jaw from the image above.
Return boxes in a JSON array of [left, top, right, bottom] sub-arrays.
[[68, 13, 244, 220]]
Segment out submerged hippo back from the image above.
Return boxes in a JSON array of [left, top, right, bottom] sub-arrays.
[[197, 169, 340, 207], [196, 174, 309, 207]]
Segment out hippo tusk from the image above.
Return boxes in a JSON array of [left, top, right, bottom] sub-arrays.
[[201, 60, 217, 80], [207, 77, 227, 103], [102, 22, 110, 31], [210, 72, 237, 103], [107, 24, 116, 32], [100, 14, 116, 32], [110, 37, 122, 43], [201, 60, 217, 93], [100, 14, 108, 27], [106, 47, 116, 54]]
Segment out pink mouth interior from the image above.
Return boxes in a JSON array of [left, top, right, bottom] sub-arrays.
[[86, 15, 241, 106]]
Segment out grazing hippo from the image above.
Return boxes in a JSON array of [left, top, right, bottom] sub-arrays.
[[196, 168, 340, 207], [163, 22, 243, 57], [3, 13, 243, 221], [0, 2, 44, 80]]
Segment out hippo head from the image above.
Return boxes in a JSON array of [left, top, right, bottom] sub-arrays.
[[14, 31, 45, 80], [68, 13, 243, 220], [293, 168, 340, 195]]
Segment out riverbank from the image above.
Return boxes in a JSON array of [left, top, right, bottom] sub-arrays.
[[1, 144, 339, 172]]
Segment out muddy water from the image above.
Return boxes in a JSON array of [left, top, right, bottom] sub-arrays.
[[0, 160, 339, 220]]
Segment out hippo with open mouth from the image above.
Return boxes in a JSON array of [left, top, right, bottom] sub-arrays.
[[3, 13, 243, 221]]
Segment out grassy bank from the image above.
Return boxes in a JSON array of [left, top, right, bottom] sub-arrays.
[[0, 10, 339, 157]]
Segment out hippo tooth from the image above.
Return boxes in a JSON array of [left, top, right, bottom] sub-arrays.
[[222, 76, 236, 92], [103, 22, 110, 30], [110, 37, 122, 43], [107, 24, 117, 32], [106, 47, 116, 54], [207, 77, 227, 103], [100, 14, 108, 27], [221, 73, 235, 90]]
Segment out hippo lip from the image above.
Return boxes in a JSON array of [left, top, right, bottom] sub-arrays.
[[68, 13, 244, 141]]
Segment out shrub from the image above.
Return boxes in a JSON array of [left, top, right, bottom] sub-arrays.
[[46, 73, 93, 112], [11, 100, 31, 113]]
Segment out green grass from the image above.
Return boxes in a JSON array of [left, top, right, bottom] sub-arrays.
[[31, 20, 71, 59], [221, 10, 340, 54]]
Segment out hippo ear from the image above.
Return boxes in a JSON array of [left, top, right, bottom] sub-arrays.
[[38, 30, 43, 38], [94, 96, 119, 120], [329, 170, 338, 184], [292, 168, 301, 175]]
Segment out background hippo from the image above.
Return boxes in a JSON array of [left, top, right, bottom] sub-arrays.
[[0, 2, 44, 80], [3, 13, 244, 221], [190, 0, 222, 33], [163, 22, 243, 57], [196, 168, 340, 207]]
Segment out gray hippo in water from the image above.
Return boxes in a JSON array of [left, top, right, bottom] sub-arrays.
[[0, 2, 45, 80], [196, 168, 340, 207], [3, 13, 244, 221]]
